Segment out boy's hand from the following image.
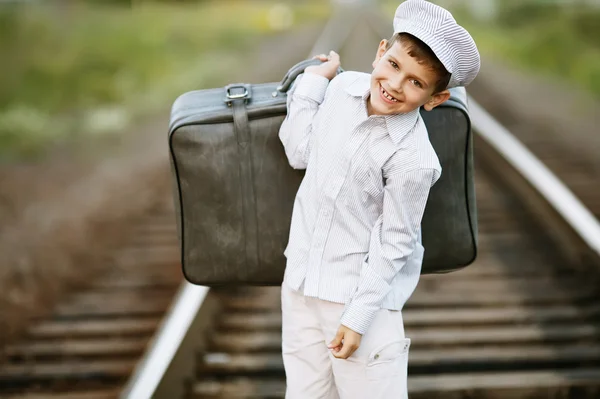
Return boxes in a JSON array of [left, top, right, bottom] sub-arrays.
[[328, 324, 362, 359], [305, 50, 341, 81]]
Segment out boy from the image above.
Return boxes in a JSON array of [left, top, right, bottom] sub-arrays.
[[278, 1, 480, 398]]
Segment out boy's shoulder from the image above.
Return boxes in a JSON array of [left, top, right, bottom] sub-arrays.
[[328, 71, 369, 93], [413, 117, 442, 172], [332, 70, 368, 83], [386, 117, 442, 179]]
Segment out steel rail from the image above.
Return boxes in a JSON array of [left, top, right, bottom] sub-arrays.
[[469, 98, 600, 257], [119, 282, 209, 399]]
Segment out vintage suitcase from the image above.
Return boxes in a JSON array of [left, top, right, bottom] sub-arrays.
[[168, 59, 477, 286]]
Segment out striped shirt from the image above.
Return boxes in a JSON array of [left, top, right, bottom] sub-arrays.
[[279, 71, 441, 335]]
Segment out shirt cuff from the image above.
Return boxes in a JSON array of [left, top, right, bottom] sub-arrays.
[[293, 72, 330, 104], [339, 301, 378, 335]]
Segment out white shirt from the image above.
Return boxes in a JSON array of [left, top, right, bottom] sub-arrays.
[[279, 71, 442, 335]]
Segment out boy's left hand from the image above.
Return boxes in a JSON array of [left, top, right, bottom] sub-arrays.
[[305, 50, 341, 81], [328, 324, 362, 359]]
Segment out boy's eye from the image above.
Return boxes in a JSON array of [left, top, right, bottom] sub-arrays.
[[389, 60, 399, 70], [411, 79, 423, 88]]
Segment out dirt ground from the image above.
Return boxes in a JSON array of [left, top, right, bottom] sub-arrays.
[[0, 113, 173, 344]]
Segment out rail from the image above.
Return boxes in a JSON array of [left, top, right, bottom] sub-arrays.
[[119, 283, 210, 399], [469, 98, 600, 258]]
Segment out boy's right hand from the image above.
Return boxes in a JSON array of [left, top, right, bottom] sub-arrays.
[[305, 50, 341, 81]]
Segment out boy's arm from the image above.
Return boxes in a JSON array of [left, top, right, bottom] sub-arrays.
[[279, 51, 340, 170], [278, 72, 329, 170], [339, 168, 439, 335]]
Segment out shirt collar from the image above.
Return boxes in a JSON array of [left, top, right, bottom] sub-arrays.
[[344, 73, 420, 145]]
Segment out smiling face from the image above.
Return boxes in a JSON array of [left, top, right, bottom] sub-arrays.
[[367, 37, 450, 116]]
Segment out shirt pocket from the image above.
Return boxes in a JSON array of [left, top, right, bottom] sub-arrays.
[[366, 338, 410, 380], [352, 158, 384, 200], [364, 168, 384, 199]]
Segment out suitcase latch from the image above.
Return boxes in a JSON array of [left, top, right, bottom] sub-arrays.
[[224, 84, 251, 106]]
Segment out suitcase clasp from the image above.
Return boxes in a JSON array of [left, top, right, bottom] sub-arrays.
[[224, 84, 251, 106]]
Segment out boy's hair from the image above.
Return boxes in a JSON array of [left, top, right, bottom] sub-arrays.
[[385, 32, 451, 94]]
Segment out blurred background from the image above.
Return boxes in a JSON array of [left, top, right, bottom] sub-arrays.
[[1, 0, 598, 154], [0, 0, 599, 380], [0, 0, 599, 330], [0, 0, 330, 159], [1, 0, 598, 158], [0, 1, 599, 397]]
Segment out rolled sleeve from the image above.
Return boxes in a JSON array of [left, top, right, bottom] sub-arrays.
[[340, 168, 437, 335], [339, 301, 375, 336]]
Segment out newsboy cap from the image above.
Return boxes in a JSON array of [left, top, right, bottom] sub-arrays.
[[393, 0, 480, 88]]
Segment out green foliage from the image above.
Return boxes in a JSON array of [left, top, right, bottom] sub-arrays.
[[571, 10, 600, 48], [464, 3, 600, 96], [0, 1, 329, 158], [493, 0, 562, 28]]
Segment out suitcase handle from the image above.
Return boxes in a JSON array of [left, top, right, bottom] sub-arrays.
[[277, 59, 344, 93]]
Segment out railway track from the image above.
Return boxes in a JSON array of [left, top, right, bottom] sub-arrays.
[[0, 196, 182, 398], [468, 62, 600, 224], [1, 2, 600, 399]]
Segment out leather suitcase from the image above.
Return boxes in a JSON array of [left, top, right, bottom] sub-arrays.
[[168, 59, 477, 286]]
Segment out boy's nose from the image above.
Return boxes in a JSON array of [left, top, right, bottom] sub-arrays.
[[389, 81, 403, 96], [388, 75, 404, 95]]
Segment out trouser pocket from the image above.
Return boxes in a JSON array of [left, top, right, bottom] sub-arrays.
[[365, 337, 410, 380]]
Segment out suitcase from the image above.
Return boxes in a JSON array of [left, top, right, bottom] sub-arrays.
[[168, 59, 477, 286]]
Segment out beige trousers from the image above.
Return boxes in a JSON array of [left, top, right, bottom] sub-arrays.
[[281, 282, 410, 399]]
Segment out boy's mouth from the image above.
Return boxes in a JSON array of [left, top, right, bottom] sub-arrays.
[[379, 84, 399, 103]]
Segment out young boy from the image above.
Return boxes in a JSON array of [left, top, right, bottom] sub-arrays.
[[278, 1, 480, 398]]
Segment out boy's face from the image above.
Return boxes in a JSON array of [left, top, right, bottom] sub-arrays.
[[368, 39, 450, 116]]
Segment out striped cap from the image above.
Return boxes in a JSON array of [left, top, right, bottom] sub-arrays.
[[393, 0, 480, 89]]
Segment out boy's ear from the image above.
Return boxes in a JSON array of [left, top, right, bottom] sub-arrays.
[[372, 39, 388, 69], [423, 90, 451, 111]]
